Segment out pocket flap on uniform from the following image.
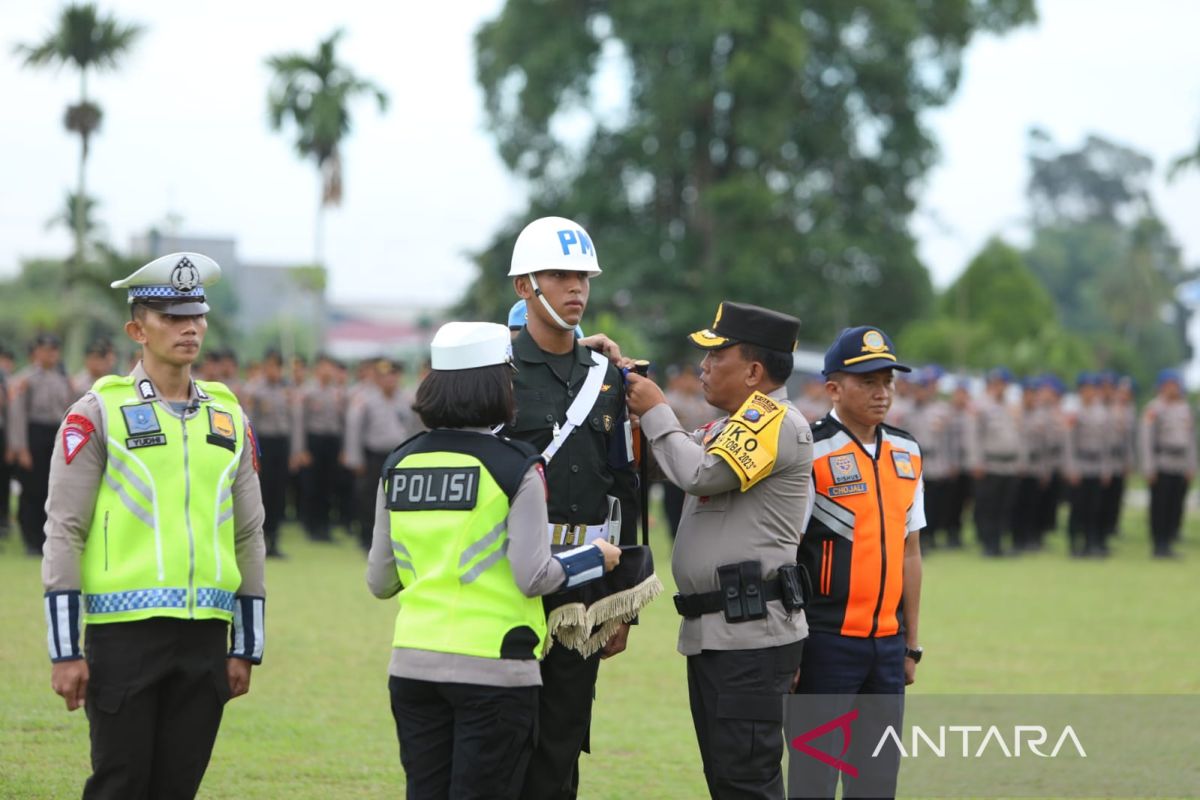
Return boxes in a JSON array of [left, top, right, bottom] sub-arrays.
[[716, 693, 782, 723], [92, 684, 127, 715]]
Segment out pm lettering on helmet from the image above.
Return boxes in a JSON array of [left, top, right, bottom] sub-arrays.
[[557, 229, 593, 257]]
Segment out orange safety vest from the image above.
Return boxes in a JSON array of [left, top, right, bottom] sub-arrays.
[[799, 416, 921, 638]]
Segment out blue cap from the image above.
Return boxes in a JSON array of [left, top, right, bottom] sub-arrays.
[[822, 326, 912, 377], [987, 367, 1014, 384], [1076, 372, 1097, 388], [1157, 368, 1183, 388], [507, 300, 527, 329]]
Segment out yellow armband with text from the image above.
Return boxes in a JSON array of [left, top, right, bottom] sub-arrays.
[[706, 391, 786, 491]]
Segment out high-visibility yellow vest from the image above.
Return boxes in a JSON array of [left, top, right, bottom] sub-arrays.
[[81, 376, 245, 624], [385, 430, 547, 660]]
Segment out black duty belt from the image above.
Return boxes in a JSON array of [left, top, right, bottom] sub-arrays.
[[1156, 446, 1187, 457], [984, 453, 1018, 463], [674, 581, 784, 618]]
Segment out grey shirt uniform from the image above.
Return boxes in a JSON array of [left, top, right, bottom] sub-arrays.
[[968, 394, 1026, 475], [291, 380, 345, 454], [366, 429, 567, 687], [343, 386, 417, 470], [1039, 404, 1068, 478], [41, 363, 266, 597], [241, 379, 293, 439], [1108, 403, 1136, 475], [1139, 397, 1197, 477], [909, 399, 954, 481], [1065, 403, 1112, 479], [640, 387, 813, 656], [7, 365, 75, 451]]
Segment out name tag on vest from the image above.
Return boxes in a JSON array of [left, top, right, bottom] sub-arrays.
[[387, 467, 480, 511]]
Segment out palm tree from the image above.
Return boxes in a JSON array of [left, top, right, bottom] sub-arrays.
[[14, 3, 143, 268], [266, 30, 388, 266]]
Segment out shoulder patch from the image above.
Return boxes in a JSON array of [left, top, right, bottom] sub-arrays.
[[62, 413, 95, 464]]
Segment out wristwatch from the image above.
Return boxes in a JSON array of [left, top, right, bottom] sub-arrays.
[[905, 646, 923, 663]]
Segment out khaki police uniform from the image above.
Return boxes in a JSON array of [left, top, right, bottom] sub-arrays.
[[661, 381, 719, 538], [1101, 391, 1135, 541], [8, 356, 74, 554], [292, 377, 346, 540], [1066, 385, 1111, 556], [241, 374, 293, 555], [344, 374, 418, 550], [908, 381, 952, 548], [40, 253, 266, 800], [643, 302, 811, 800], [1139, 375, 1195, 556], [968, 376, 1025, 556], [1035, 382, 1068, 543]]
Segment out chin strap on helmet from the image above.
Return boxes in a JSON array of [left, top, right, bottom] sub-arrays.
[[528, 273, 576, 332]]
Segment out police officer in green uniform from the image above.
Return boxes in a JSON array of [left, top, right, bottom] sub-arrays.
[[367, 321, 621, 800], [627, 302, 813, 800], [41, 252, 267, 800], [503, 216, 641, 799]]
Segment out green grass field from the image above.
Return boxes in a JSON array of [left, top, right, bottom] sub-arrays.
[[1, 501, 1198, 799]]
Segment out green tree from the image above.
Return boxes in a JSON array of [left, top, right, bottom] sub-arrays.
[[14, 3, 143, 267], [901, 238, 1094, 377], [1023, 132, 1190, 381], [462, 0, 1035, 362], [266, 30, 389, 266]]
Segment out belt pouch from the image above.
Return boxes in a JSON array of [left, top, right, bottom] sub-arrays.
[[739, 561, 766, 620], [717, 563, 745, 622]]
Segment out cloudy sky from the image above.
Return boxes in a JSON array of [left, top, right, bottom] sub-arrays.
[[2, 0, 1198, 307]]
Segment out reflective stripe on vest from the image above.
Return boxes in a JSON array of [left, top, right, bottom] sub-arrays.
[[803, 424, 920, 638], [387, 445, 547, 661], [81, 376, 244, 624]]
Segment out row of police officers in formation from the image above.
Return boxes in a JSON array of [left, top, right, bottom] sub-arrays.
[[0, 334, 430, 559], [5, 331, 1194, 565], [663, 363, 1193, 561]]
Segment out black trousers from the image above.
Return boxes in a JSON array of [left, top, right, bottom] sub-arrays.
[[390, 676, 538, 800], [357, 449, 390, 550], [792, 632, 904, 799], [922, 477, 953, 548], [82, 619, 230, 800], [18, 421, 57, 553], [1149, 472, 1187, 554], [302, 433, 342, 540], [1099, 473, 1125, 540], [257, 435, 289, 553], [1036, 472, 1062, 539], [945, 472, 971, 546], [687, 641, 804, 800], [520, 641, 602, 799], [973, 473, 1018, 556], [1011, 476, 1041, 550], [1068, 477, 1104, 555]]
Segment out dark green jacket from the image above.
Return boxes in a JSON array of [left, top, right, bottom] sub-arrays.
[[503, 328, 639, 547]]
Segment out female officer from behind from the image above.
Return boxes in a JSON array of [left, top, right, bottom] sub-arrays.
[[366, 321, 621, 800]]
